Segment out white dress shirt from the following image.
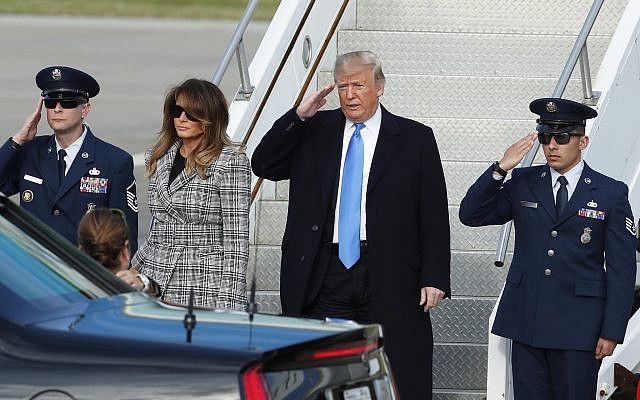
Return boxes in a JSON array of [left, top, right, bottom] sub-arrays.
[[55, 125, 88, 176], [332, 105, 382, 242], [549, 160, 584, 202]]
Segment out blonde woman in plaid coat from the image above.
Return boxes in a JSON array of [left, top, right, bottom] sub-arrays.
[[132, 79, 250, 310]]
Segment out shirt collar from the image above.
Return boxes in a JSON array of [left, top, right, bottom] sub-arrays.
[[56, 125, 88, 159], [549, 160, 584, 189], [344, 103, 382, 134]]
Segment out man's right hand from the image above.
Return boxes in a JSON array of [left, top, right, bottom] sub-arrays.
[[13, 98, 43, 146], [296, 82, 336, 120], [497, 131, 537, 172]]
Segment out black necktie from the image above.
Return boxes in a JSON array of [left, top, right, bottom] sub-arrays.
[[556, 175, 568, 216], [58, 149, 67, 187]]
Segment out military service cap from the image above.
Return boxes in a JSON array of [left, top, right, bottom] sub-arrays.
[[36, 66, 100, 101], [530, 97, 597, 134]]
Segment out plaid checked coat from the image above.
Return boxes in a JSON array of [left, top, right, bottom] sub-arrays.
[[132, 141, 250, 310]]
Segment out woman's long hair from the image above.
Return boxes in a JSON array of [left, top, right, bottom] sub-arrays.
[[78, 208, 129, 272], [147, 78, 232, 179]]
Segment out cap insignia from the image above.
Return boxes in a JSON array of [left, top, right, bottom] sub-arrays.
[[546, 101, 557, 113], [51, 68, 62, 81]]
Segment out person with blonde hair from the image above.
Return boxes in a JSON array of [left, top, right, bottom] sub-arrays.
[[132, 78, 250, 310], [78, 208, 156, 294]]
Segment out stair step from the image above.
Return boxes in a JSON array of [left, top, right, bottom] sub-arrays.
[[450, 252, 512, 297], [249, 249, 511, 304], [356, 0, 625, 35], [433, 298, 496, 343], [434, 343, 487, 390], [449, 206, 514, 251], [339, 30, 611, 78]]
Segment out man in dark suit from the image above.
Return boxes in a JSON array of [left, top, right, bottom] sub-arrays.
[[459, 98, 636, 399], [252, 51, 451, 399], [0, 66, 138, 251]]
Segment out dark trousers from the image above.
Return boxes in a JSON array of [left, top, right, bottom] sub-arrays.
[[512, 341, 601, 400], [303, 242, 371, 323]]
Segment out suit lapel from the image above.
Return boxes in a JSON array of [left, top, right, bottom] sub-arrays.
[[55, 129, 96, 203], [531, 165, 556, 220], [314, 110, 345, 209], [367, 106, 400, 195], [155, 141, 184, 217], [39, 135, 59, 195]]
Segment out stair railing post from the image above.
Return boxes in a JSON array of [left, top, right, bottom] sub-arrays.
[[236, 39, 255, 100], [579, 44, 597, 105]]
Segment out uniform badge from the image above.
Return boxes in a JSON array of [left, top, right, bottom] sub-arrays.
[[546, 102, 557, 113], [80, 176, 108, 194], [89, 167, 100, 176], [82, 152, 89, 159], [86, 203, 96, 213], [578, 208, 606, 220], [625, 217, 637, 236], [22, 190, 34, 202], [51, 68, 62, 80], [584, 178, 592, 184], [580, 227, 592, 244], [587, 200, 598, 208], [126, 180, 139, 213]]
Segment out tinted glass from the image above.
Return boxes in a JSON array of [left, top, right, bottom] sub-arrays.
[[0, 216, 109, 322]]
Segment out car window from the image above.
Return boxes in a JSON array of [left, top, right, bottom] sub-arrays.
[[0, 216, 110, 322]]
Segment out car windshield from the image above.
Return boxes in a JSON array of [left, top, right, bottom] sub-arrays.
[[0, 215, 110, 322]]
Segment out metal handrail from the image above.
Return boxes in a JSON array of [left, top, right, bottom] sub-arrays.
[[246, 0, 352, 204], [494, 0, 605, 267], [211, 0, 260, 99]]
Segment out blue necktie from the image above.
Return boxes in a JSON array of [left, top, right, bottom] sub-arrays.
[[339, 122, 365, 269]]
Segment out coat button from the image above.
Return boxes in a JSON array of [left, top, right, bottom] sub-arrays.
[[544, 268, 552, 276], [550, 230, 558, 237], [547, 249, 555, 256], [53, 209, 60, 216], [300, 256, 305, 262], [311, 225, 319, 232]]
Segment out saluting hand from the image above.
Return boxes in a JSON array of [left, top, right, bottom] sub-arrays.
[[497, 131, 537, 173], [419, 286, 445, 312], [296, 82, 336, 120], [13, 98, 43, 146]]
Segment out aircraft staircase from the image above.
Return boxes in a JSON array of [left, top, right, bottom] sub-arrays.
[[232, 1, 629, 398]]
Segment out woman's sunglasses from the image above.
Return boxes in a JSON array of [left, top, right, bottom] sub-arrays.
[[537, 132, 582, 145], [44, 99, 86, 109], [169, 104, 201, 122]]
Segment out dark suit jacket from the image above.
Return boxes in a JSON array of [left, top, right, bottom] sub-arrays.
[[0, 128, 138, 251], [459, 163, 636, 351], [252, 106, 451, 399]]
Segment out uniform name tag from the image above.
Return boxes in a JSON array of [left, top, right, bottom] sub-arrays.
[[80, 176, 108, 194], [24, 174, 43, 184], [520, 201, 538, 208], [578, 208, 606, 220]]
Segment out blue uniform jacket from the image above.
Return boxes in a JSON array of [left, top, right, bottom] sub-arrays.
[[0, 128, 138, 251], [459, 163, 636, 351]]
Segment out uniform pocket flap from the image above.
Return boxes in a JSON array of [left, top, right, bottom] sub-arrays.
[[574, 279, 606, 298]]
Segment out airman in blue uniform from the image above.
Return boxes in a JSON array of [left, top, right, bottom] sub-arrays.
[[460, 98, 636, 399], [0, 66, 138, 251]]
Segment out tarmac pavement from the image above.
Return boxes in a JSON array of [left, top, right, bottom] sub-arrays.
[[0, 15, 268, 245]]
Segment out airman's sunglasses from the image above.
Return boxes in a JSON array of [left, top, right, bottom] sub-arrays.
[[537, 132, 582, 145], [44, 99, 86, 109], [169, 104, 201, 122]]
